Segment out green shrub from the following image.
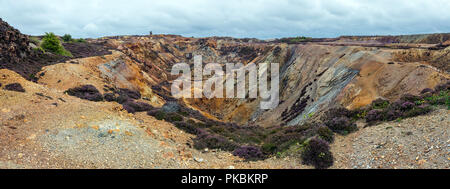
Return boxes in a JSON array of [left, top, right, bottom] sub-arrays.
[[62, 34, 73, 42], [362, 87, 449, 125], [262, 143, 277, 154], [371, 98, 390, 109], [147, 110, 166, 120], [147, 110, 183, 122], [425, 90, 449, 107], [164, 113, 183, 122], [155, 112, 166, 120], [265, 132, 307, 153], [279, 36, 312, 43], [41, 32, 72, 57], [62, 34, 86, 43], [404, 104, 432, 117], [75, 38, 87, 43], [317, 126, 334, 143], [41, 33, 60, 52], [173, 121, 198, 134]]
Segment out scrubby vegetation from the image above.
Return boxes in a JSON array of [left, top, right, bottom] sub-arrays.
[[317, 125, 334, 143], [360, 83, 448, 125], [298, 82, 448, 168], [62, 34, 87, 43], [65, 85, 154, 113], [61, 34, 72, 43], [122, 100, 153, 113], [322, 82, 449, 128], [147, 109, 184, 122], [147, 109, 167, 120], [325, 116, 358, 135], [193, 128, 239, 151], [262, 124, 316, 154], [65, 85, 103, 102], [300, 138, 334, 169], [41, 32, 72, 57], [63, 80, 449, 169], [3, 83, 25, 92], [277, 36, 313, 44], [233, 146, 265, 161], [142, 81, 447, 168]]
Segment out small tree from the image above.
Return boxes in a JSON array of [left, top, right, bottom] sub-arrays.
[[41, 32, 72, 57], [41, 32, 62, 53], [62, 34, 73, 42]]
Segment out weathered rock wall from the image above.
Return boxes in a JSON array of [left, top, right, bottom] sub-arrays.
[[100, 36, 449, 126]]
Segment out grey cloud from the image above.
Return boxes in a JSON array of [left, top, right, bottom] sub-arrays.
[[0, 0, 449, 39]]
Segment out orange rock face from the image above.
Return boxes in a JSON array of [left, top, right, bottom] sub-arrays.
[[37, 50, 164, 107], [81, 35, 449, 126]]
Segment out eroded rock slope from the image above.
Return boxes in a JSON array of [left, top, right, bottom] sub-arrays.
[[92, 35, 449, 126]]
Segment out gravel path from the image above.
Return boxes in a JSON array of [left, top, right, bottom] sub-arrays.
[[332, 108, 449, 169]]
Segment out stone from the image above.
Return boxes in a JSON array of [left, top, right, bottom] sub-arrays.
[[26, 134, 36, 140], [194, 157, 204, 163], [162, 101, 180, 113]]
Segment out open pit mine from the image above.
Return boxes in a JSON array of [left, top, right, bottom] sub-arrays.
[[1, 18, 449, 169]]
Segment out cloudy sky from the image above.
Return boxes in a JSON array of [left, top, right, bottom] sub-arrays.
[[1, 0, 449, 39]]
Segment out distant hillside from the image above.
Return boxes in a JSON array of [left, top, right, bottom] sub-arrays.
[[275, 33, 450, 45], [337, 33, 450, 44]]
